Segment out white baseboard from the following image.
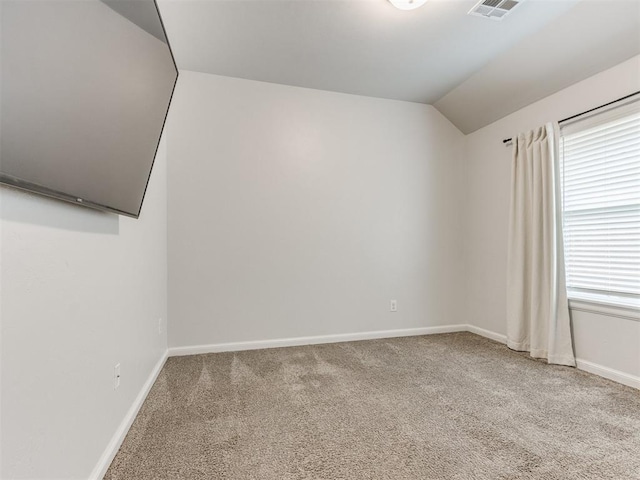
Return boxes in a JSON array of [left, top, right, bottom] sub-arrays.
[[168, 324, 468, 357], [576, 358, 640, 390], [90, 350, 168, 480], [465, 324, 507, 344], [467, 324, 639, 390]]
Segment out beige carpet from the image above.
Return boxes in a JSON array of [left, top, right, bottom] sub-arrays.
[[105, 333, 640, 479]]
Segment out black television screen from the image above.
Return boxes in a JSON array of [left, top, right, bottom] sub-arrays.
[[0, 0, 178, 218]]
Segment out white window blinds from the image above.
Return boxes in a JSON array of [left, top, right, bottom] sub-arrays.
[[560, 100, 640, 304]]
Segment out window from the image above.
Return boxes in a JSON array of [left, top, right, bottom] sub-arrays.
[[560, 99, 640, 309]]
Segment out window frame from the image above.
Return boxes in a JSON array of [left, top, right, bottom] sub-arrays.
[[559, 96, 640, 317]]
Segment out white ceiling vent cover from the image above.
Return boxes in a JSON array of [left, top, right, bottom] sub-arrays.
[[468, 0, 522, 20]]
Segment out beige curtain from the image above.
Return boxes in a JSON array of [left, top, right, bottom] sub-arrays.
[[507, 123, 575, 366]]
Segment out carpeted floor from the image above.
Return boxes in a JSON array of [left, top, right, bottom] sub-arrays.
[[104, 333, 640, 479]]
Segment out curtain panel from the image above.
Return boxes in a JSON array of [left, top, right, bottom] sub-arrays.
[[506, 123, 576, 366]]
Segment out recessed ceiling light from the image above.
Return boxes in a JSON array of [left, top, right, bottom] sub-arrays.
[[388, 0, 428, 11]]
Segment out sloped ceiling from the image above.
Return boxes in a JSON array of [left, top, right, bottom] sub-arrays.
[[157, 0, 640, 133], [434, 0, 640, 133]]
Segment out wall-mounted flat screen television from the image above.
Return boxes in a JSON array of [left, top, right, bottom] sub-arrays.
[[0, 0, 178, 218]]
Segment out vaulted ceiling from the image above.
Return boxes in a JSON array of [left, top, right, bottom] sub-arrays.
[[157, 0, 640, 133]]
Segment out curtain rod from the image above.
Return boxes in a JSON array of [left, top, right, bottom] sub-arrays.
[[502, 90, 640, 145]]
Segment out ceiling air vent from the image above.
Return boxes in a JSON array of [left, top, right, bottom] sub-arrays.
[[468, 0, 522, 20]]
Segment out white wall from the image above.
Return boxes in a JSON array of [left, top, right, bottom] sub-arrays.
[[0, 139, 168, 479], [168, 71, 466, 349], [464, 55, 640, 380]]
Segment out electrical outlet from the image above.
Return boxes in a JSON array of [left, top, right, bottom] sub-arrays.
[[114, 363, 121, 390], [158, 317, 164, 335], [390, 299, 397, 312]]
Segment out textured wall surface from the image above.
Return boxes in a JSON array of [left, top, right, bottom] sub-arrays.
[[0, 139, 168, 479], [168, 71, 466, 349]]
